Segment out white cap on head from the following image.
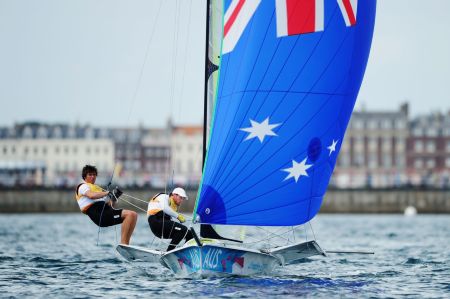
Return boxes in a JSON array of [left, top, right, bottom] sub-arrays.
[[172, 187, 188, 200]]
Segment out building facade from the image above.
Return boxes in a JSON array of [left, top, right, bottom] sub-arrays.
[[170, 125, 203, 187], [2, 105, 449, 189], [407, 112, 450, 187], [333, 104, 409, 188], [0, 122, 114, 187]]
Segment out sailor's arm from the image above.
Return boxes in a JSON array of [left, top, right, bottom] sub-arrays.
[[161, 200, 186, 222], [161, 205, 179, 219]]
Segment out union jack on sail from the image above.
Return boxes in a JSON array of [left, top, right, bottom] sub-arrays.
[[276, 0, 325, 36], [222, 0, 261, 54], [337, 0, 358, 26]]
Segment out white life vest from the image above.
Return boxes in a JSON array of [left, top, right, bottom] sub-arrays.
[[75, 182, 107, 213], [147, 193, 179, 219]]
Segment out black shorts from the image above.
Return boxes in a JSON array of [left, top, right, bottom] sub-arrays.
[[86, 201, 123, 227]]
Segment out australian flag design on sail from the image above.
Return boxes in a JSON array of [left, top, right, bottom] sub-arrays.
[[196, 0, 375, 226]]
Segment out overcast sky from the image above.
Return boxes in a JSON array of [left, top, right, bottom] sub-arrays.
[[0, 0, 449, 128]]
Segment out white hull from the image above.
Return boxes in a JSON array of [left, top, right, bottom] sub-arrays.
[[116, 240, 325, 276], [161, 243, 281, 276], [116, 244, 163, 263]]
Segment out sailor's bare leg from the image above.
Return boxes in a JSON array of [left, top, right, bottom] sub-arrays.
[[120, 210, 137, 245]]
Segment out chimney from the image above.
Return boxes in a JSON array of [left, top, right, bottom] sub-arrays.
[[400, 102, 409, 117]]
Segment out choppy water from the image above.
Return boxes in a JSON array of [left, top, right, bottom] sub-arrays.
[[0, 213, 449, 298]]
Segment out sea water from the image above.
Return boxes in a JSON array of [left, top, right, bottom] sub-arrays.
[[0, 213, 449, 298]]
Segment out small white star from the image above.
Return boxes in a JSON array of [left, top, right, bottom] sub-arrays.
[[327, 139, 339, 156], [240, 117, 281, 143], [282, 158, 313, 183]]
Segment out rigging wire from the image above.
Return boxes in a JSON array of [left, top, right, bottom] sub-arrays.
[[309, 221, 317, 241], [176, 0, 193, 120], [95, 1, 163, 246], [125, 1, 164, 125]]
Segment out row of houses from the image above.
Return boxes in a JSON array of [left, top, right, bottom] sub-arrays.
[[1, 103, 450, 188], [0, 121, 203, 188]]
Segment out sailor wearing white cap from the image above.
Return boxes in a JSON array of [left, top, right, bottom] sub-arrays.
[[147, 187, 193, 251]]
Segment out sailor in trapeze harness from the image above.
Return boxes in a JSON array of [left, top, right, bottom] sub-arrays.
[[75, 165, 138, 245], [147, 187, 193, 251]]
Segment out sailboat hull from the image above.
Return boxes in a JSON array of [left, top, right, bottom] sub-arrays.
[[161, 243, 281, 276]]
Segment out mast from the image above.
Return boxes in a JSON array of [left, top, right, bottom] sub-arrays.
[[202, 0, 211, 167]]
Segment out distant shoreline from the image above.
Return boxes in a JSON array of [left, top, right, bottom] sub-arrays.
[[0, 188, 449, 214]]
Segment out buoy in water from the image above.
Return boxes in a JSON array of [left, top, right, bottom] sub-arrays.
[[404, 206, 417, 216]]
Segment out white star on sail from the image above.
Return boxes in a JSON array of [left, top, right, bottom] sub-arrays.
[[327, 139, 338, 156], [282, 158, 313, 183], [240, 117, 281, 143]]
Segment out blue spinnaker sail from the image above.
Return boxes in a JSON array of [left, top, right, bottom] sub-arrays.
[[195, 0, 376, 226]]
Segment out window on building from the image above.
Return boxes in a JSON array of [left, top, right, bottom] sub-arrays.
[[368, 137, 377, 151], [24, 147, 29, 155], [426, 141, 435, 153], [414, 159, 423, 168], [67, 127, 76, 138], [427, 127, 438, 137], [43, 147, 47, 155], [395, 119, 405, 129], [37, 126, 48, 138], [414, 140, 423, 153], [383, 154, 391, 168], [396, 139, 405, 151], [382, 137, 391, 152], [99, 129, 109, 138], [412, 127, 422, 137], [426, 159, 435, 168], [368, 119, 377, 129], [3, 147, 6, 154], [368, 154, 377, 169], [55, 147, 60, 154], [23, 127, 33, 138], [53, 127, 62, 138], [85, 128, 94, 139], [354, 153, 364, 166], [129, 130, 140, 143], [382, 119, 391, 129], [338, 153, 349, 167], [396, 156, 405, 168], [444, 127, 450, 136]]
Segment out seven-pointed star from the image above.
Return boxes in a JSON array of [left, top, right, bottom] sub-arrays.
[[240, 117, 281, 143], [282, 158, 313, 183], [327, 139, 338, 156]]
